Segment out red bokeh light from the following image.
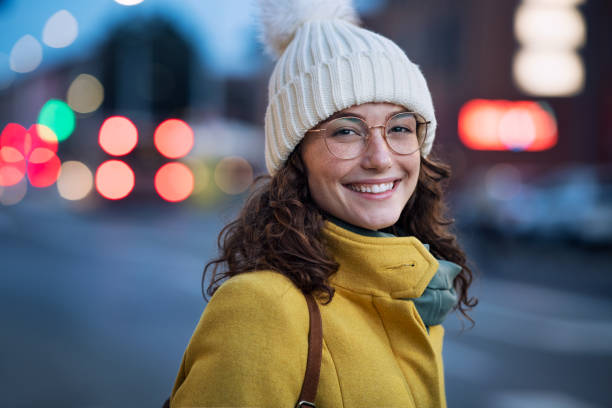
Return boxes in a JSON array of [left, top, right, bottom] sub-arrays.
[[0, 146, 27, 187], [154, 119, 194, 159], [154, 162, 194, 202], [0, 123, 58, 159], [95, 160, 135, 200], [1, 123, 60, 188], [458, 99, 557, 151], [27, 148, 61, 188], [99, 116, 138, 156]]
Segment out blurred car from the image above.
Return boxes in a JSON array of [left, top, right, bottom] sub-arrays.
[[455, 165, 612, 246]]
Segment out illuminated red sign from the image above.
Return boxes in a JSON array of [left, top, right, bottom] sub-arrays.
[[458, 99, 557, 151]]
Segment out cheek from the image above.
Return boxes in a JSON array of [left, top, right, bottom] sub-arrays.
[[401, 155, 421, 196], [406, 155, 421, 176], [306, 166, 337, 214], [306, 160, 343, 197], [302, 143, 353, 209], [302, 141, 329, 201], [303, 141, 344, 187]]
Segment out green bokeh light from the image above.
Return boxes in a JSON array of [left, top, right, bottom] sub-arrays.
[[37, 99, 75, 142]]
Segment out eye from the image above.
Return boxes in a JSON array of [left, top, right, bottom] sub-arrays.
[[389, 126, 415, 133], [331, 128, 361, 138]]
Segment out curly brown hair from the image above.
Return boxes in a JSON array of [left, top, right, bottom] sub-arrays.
[[202, 144, 478, 323]]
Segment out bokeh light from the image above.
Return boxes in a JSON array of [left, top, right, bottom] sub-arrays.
[[184, 159, 210, 195], [522, 102, 558, 151], [154, 162, 194, 202], [99, 116, 138, 156], [513, 0, 585, 97], [154, 119, 194, 159], [9, 34, 42, 73], [95, 160, 135, 200], [115, 0, 145, 5], [458, 99, 557, 152], [214, 156, 254, 195], [38, 100, 76, 142], [57, 161, 93, 200], [27, 148, 61, 188], [523, 0, 586, 9], [0, 146, 26, 187], [1, 123, 60, 188], [67, 74, 104, 113], [33, 124, 60, 145], [42, 10, 78, 48], [513, 50, 584, 97], [0, 177, 27, 206], [183, 159, 222, 205], [498, 108, 537, 151], [515, 4, 585, 49], [1, 123, 58, 158]]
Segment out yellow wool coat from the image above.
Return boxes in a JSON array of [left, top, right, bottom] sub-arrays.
[[170, 221, 447, 407]]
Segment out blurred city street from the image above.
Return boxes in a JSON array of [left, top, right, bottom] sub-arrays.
[[1, 197, 611, 408], [1, 0, 611, 407]]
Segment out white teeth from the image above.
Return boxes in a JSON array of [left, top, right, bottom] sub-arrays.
[[348, 182, 394, 193]]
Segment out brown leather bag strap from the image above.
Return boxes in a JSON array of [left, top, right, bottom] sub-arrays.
[[295, 293, 322, 408]]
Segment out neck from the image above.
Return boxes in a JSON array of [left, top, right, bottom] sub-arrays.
[[324, 214, 396, 238]]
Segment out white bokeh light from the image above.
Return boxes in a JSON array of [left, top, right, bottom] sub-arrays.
[[524, 0, 585, 5], [42, 10, 79, 48], [515, 4, 586, 49], [67, 74, 105, 113], [114, 0, 145, 6], [513, 0, 586, 96], [513, 49, 584, 96], [9, 35, 43, 73], [57, 161, 93, 201]]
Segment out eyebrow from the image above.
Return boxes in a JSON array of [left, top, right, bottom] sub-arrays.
[[322, 108, 408, 123]]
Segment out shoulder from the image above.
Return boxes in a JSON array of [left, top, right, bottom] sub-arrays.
[[196, 270, 310, 338], [211, 270, 307, 310], [215, 269, 301, 296], [172, 271, 312, 405], [184, 270, 310, 367]]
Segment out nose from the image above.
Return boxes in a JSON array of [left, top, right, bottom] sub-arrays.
[[361, 126, 392, 170]]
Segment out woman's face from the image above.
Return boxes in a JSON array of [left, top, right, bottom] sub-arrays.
[[301, 102, 421, 230]]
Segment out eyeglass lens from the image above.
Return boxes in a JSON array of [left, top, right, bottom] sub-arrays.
[[322, 112, 426, 159]]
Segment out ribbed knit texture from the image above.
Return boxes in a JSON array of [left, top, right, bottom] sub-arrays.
[[264, 18, 437, 174]]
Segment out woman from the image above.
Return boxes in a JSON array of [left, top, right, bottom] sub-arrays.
[[168, 0, 476, 406]]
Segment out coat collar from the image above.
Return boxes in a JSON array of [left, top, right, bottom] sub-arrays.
[[322, 221, 439, 298]]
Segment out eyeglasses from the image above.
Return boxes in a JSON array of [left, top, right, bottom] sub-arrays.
[[307, 112, 429, 160]]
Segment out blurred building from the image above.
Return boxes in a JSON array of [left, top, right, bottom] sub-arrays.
[[1, 0, 611, 209], [101, 18, 193, 121], [362, 0, 611, 186]]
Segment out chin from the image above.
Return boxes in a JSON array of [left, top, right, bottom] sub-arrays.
[[354, 214, 400, 231]]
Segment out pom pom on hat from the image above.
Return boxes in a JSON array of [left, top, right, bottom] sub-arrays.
[[257, 0, 360, 58]]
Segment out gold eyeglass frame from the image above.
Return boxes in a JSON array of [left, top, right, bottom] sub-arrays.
[[306, 111, 430, 160]]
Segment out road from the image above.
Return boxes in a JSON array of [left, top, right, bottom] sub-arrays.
[[1, 197, 611, 408]]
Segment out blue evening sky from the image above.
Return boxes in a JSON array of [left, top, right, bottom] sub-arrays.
[[0, 0, 384, 84]]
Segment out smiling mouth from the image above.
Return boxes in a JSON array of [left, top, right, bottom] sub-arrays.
[[344, 179, 400, 194]]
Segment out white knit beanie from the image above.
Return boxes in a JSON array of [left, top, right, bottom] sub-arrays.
[[258, 0, 437, 174]]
